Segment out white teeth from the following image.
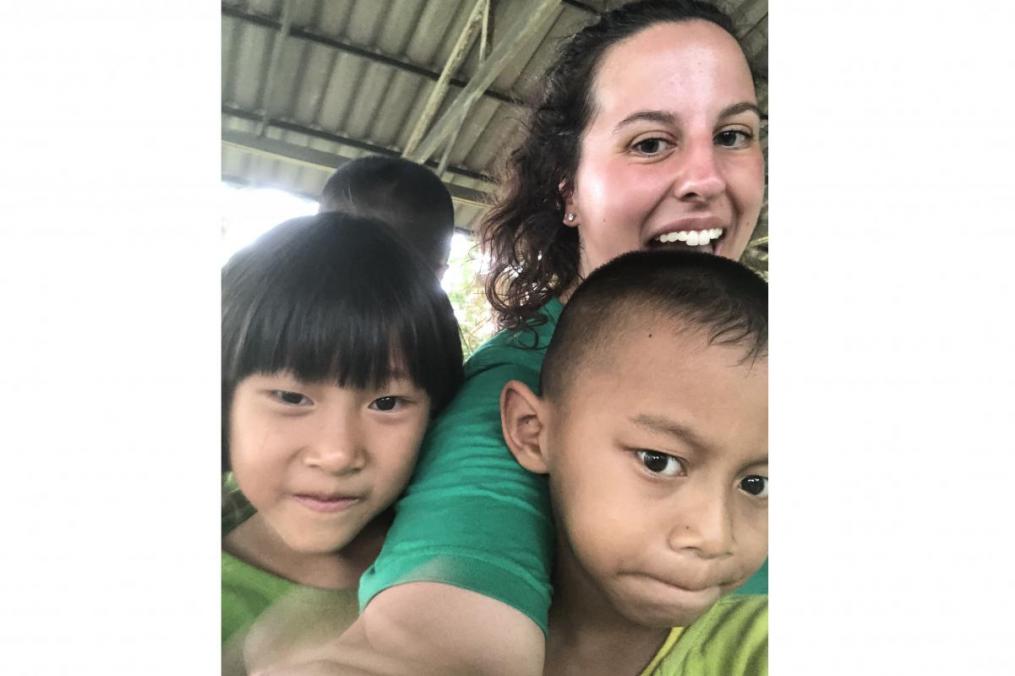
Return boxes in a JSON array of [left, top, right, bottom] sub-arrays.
[[654, 228, 725, 246]]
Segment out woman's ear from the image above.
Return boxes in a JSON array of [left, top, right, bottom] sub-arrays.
[[500, 380, 550, 474], [559, 179, 579, 228]]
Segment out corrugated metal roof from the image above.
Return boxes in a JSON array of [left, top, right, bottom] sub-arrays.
[[221, 0, 767, 268]]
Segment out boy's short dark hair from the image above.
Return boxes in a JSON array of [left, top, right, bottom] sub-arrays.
[[540, 249, 767, 401], [319, 156, 455, 273], [221, 212, 464, 469]]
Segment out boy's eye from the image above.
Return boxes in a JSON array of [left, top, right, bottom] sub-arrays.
[[369, 396, 402, 412], [715, 129, 753, 149], [636, 450, 684, 477], [631, 137, 673, 156], [739, 475, 768, 497], [270, 390, 311, 406]]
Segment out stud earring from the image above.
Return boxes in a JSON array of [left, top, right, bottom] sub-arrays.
[[565, 212, 576, 223]]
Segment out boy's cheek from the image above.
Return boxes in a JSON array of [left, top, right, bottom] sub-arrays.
[[736, 517, 769, 578]]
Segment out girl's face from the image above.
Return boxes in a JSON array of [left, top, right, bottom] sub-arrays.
[[565, 20, 765, 278], [228, 370, 430, 556]]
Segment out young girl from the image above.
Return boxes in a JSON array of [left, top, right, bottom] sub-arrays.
[[220, 213, 463, 670]]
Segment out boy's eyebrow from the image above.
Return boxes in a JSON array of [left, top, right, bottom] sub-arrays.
[[630, 413, 711, 452], [613, 102, 762, 133], [632, 413, 768, 467]]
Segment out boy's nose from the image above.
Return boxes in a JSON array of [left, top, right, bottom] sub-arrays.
[[671, 139, 726, 203], [666, 488, 735, 559], [302, 418, 366, 474]]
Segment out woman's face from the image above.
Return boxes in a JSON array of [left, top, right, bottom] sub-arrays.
[[566, 20, 765, 278]]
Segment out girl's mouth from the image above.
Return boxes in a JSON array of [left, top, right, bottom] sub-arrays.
[[292, 494, 361, 513]]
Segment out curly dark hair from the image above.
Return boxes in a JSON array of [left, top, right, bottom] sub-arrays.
[[480, 0, 750, 333]]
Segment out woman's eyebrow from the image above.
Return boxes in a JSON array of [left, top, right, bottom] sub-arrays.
[[718, 101, 761, 120], [613, 110, 676, 132], [614, 102, 762, 133]]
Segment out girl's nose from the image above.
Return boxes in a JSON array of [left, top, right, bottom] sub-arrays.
[[302, 417, 366, 474]]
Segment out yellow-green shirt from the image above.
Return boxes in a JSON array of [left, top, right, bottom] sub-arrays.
[[639, 595, 767, 676]]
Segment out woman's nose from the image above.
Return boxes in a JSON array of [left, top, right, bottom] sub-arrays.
[[672, 139, 726, 203]]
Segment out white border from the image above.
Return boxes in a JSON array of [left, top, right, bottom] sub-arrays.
[[772, 1, 1015, 672], [1, 2, 220, 671]]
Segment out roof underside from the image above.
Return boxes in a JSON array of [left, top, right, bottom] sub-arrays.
[[221, 0, 768, 271]]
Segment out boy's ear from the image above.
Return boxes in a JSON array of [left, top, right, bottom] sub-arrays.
[[500, 380, 550, 474]]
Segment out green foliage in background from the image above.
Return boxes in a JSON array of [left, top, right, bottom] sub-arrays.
[[443, 235, 497, 359]]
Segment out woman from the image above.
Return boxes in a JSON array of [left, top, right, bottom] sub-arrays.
[[278, 2, 767, 674]]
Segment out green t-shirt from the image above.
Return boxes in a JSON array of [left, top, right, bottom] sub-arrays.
[[222, 550, 301, 646], [358, 300, 562, 632], [640, 595, 768, 676], [358, 299, 768, 634], [222, 551, 359, 674], [221, 498, 359, 649]]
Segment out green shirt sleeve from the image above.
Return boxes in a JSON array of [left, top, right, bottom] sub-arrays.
[[357, 302, 562, 634]]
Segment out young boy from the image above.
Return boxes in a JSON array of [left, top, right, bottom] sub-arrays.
[[500, 249, 768, 675], [318, 156, 456, 280]]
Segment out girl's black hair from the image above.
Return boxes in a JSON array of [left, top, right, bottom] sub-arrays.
[[480, 0, 751, 334], [221, 212, 464, 469]]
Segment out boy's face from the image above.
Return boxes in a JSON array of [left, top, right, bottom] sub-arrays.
[[229, 370, 430, 555], [543, 323, 767, 628]]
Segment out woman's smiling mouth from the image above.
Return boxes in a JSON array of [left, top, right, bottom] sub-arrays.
[[653, 227, 725, 247]]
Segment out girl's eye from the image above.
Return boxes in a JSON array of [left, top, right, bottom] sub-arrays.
[[631, 137, 673, 156], [271, 390, 311, 406], [739, 475, 768, 497], [715, 129, 753, 149], [636, 450, 684, 477], [369, 396, 403, 412]]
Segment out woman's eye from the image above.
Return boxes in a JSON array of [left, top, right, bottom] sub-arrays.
[[369, 396, 402, 412], [715, 129, 753, 149], [271, 390, 311, 406], [636, 450, 684, 477], [631, 137, 672, 156], [739, 475, 768, 497]]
